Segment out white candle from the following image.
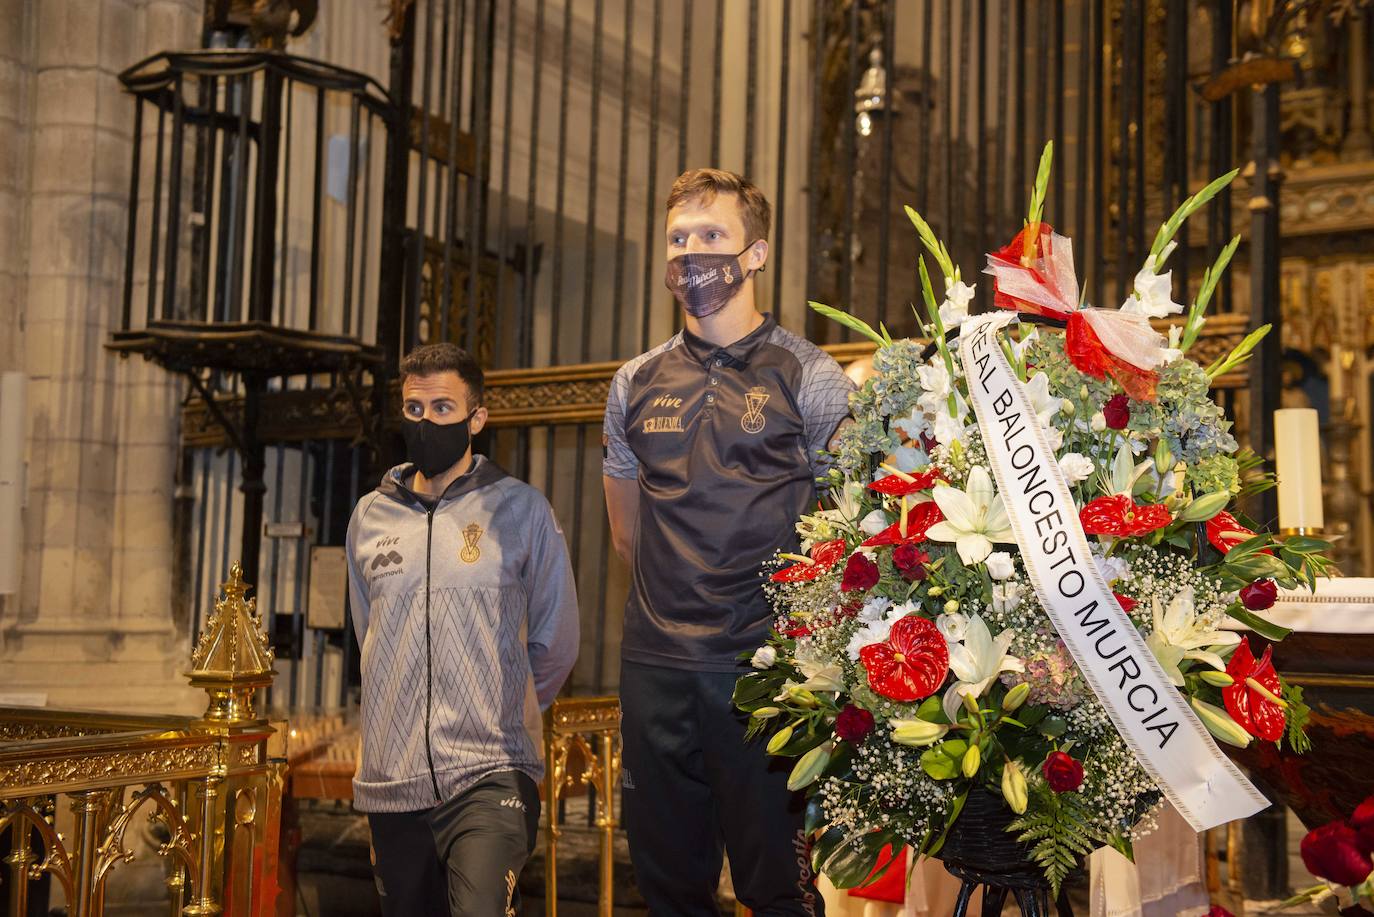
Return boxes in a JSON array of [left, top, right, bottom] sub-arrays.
[[1274, 408, 1324, 531]]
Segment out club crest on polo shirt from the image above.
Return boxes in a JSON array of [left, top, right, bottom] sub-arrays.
[[742, 386, 770, 434], [459, 522, 483, 563]]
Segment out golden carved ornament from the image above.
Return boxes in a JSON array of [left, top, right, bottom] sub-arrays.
[[0, 744, 219, 797], [188, 563, 275, 724]]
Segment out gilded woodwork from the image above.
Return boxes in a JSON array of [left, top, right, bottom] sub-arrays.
[[543, 697, 621, 917], [0, 563, 282, 916]]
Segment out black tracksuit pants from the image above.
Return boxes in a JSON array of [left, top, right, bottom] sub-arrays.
[[366, 770, 540, 917], [619, 660, 823, 917]]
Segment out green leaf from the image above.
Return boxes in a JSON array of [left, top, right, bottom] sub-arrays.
[[1040, 715, 1068, 738], [732, 674, 777, 708], [917, 694, 951, 725], [825, 832, 893, 889], [1180, 235, 1240, 352], [1027, 141, 1054, 229], [1150, 170, 1239, 263], [1206, 324, 1271, 381], [904, 206, 956, 281], [923, 788, 969, 858], [809, 301, 889, 347], [1224, 605, 1293, 642], [804, 796, 828, 835], [920, 747, 959, 780]]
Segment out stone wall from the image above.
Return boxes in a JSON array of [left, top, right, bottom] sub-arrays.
[[0, 0, 203, 714]]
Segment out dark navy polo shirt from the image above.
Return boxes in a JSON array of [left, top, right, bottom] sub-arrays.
[[602, 314, 855, 672]]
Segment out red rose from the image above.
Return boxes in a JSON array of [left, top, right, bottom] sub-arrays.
[[1042, 751, 1084, 793], [840, 553, 880, 593], [835, 704, 876, 744], [1351, 796, 1374, 855], [1240, 579, 1278, 611], [859, 615, 950, 702], [1301, 821, 1374, 887], [1103, 394, 1131, 429], [893, 543, 930, 581], [1079, 494, 1173, 537], [1222, 638, 1286, 742]]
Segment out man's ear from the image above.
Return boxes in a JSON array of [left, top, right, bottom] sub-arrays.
[[469, 405, 489, 436], [747, 239, 769, 272]]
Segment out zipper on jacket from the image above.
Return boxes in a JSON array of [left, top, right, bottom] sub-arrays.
[[423, 507, 442, 803]]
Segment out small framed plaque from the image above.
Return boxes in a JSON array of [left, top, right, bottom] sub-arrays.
[[307, 545, 348, 630]]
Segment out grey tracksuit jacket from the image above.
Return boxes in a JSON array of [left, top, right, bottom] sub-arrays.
[[346, 456, 580, 813]]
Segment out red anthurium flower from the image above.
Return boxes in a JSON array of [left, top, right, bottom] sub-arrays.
[[1206, 908, 1237, 917], [1079, 494, 1173, 538], [840, 553, 881, 593], [859, 615, 950, 702], [1113, 592, 1137, 614], [1205, 511, 1268, 555], [868, 469, 945, 497], [1222, 638, 1286, 742], [770, 538, 847, 583], [861, 502, 945, 547], [1301, 822, 1374, 887]]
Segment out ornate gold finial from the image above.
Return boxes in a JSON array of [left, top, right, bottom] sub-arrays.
[[187, 562, 276, 723]]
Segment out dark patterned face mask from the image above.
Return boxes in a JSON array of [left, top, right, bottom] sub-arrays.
[[663, 243, 759, 318]]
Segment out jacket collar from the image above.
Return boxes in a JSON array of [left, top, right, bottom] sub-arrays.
[[377, 454, 508, 508]]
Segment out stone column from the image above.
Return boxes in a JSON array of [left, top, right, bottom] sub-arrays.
[[2, 0, 201, 714], [0, 0, 33, 644]]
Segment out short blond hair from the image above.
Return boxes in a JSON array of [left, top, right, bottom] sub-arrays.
[[665, 168, 771, 243]]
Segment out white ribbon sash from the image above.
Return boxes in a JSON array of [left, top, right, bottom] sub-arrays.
[[956, 312, 1266, 831]]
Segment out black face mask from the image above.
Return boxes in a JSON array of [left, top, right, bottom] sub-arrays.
[[664, 243, 759, 318], [402, 410, 476, 480]]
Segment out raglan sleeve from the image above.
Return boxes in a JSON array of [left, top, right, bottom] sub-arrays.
[[798, 347, 857, 484], [524, 495, 581, 708], [345, 495, 374, 647], [601, 363, 639, 479]]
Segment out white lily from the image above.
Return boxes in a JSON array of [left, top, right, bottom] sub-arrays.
[[925, 466, 1015, 564], [830, 478, 867, 523], [1145, 586, 1241, 687], [942, 615, 1025, 722]]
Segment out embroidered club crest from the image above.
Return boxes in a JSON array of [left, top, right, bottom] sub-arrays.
[[460, 523, 483, 563], [742, 387, 769, 434]]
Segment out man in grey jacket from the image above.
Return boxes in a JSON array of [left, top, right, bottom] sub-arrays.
[[347, 343, 580, 917]]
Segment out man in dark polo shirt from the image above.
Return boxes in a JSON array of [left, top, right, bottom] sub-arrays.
[[603, 169, 853, 917]]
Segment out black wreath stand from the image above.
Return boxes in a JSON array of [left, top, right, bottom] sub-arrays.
[[940, 792, 1077, 916]]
